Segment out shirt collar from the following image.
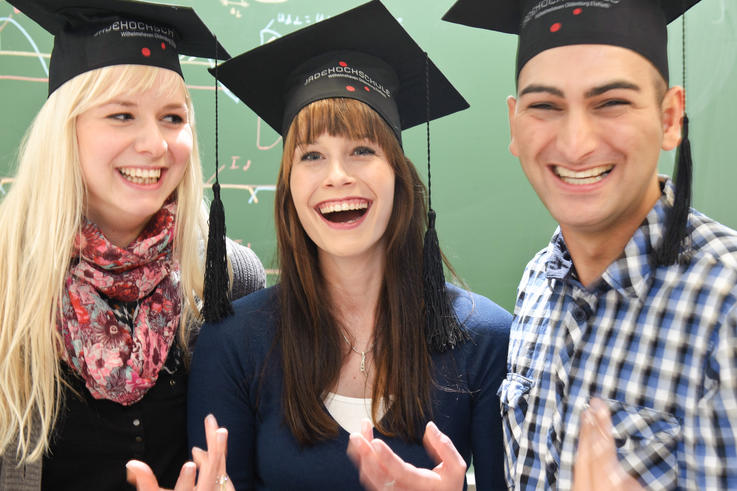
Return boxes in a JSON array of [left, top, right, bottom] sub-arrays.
[[545, 176, 675, 300]]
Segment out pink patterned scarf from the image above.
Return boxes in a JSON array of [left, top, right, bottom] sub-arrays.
[[58, 203, 181, 405]]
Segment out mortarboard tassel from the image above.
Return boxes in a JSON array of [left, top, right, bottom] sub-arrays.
[[656, 6, 693, 266], [656, 114, 692, 266], [421, 52, 468, 353], [423, 210, 468, 352], [203, 38, 233, 323]]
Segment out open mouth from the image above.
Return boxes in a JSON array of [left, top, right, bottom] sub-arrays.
[[553, 164, 613, 185], [118, 167, 162, 185], [317, 198, 370, 224]]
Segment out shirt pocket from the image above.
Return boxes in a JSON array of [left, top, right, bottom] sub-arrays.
[[498, 373, 534, 489], [603, 398, 682, 491]]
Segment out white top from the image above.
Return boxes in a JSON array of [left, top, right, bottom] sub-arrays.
[[323, 392, 387, 434]]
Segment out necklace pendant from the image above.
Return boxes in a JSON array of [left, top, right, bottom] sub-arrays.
[[360, 351, 367, 373]]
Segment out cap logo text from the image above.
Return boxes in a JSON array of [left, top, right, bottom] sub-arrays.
[[523, 0, 621, 28], [303, 62, 391, 98]]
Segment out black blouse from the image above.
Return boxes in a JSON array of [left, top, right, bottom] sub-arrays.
[[43, 298, 188, 491]]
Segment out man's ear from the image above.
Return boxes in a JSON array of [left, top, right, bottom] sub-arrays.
[[661, 86, 685, 151], [507, 95, 519, 157]]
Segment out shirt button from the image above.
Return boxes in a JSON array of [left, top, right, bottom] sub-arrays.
[[573, 308, 586, 322], [170, 379, 176, 386], [135, 436, 143, 443], [133, 419, 141, 427]]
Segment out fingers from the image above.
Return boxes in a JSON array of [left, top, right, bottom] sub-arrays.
[[204, 413, 220, 463], [588, 398, 616, 461], [589, 398, 644, 490], [422, 423, 442, 464], [193, 415, 233, 491], [348, 432, 416, 491], [191, 447, 207, 469], [348, 433, 391, 491], [423, 422, 466, 476], [370, 438, 424, 489], [173, 462, 196, 491], [574, 398, 644, 491], [573, 404, 595, 491], [348, 427, 464, 491], [347, 432, 372, 469], [361, 418, 374, 441], [347, 419, 387, 491], [575, 398, 618, 490], [215, 428, 229, 478], [126, 460, 162, 491]]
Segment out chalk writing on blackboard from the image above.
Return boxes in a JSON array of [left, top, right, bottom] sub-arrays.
[[0, 14, 49, 81], [221, 0, 289, 20]]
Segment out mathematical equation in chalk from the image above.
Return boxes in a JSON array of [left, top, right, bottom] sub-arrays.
[[203, 155, 276, 205]]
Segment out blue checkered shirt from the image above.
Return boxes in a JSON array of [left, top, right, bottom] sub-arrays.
[[500, 180, 737, 490]]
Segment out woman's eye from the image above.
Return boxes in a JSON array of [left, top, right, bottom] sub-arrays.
[[353, 146, 376, 156], [107, 113, 133, 121], [300, 151, 322, 162], [163, 114, 185, 124]]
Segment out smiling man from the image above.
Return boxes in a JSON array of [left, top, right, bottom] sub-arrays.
[[348, 0, 737, 490], [444, 0, 737, 489]]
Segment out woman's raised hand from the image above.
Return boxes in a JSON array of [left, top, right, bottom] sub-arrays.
[[347, 418, 466, 491], [126, 414, 234, 491]]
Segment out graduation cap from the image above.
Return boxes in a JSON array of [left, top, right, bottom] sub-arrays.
[[7, 0, 230, 94], [205, 0, 470, 351], [442, 0, 701, 82], [212, 0, 468, 145], [443, 0, 702, 266]]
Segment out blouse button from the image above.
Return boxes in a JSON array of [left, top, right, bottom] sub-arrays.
[[170, 379, 176, 386], [133, 418, 141, 427], [135, 436, 143, 443]]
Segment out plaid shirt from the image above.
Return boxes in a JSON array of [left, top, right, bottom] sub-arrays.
[[500, 180, 737, 490]]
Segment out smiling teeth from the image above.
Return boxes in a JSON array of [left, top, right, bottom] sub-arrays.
[[318, 199, 369, 215], [119, 167, 161, 185], [555, 165, 613, 185]]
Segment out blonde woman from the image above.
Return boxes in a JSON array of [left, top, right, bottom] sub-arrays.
[[0, 1, 264, 489]]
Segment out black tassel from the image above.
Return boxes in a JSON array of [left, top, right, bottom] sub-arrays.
[[656, 8, 692, 267], [202, 37, 233, 323], [656, 114, 692, 266], [421, 51, 467, 352], [423, 210, 468, 352], [203, 181, 233, 322]]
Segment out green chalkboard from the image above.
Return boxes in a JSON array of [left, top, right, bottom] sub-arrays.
[[1, 0, 736, 311]]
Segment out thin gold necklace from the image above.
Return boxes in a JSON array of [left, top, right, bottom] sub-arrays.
[[340, 330, 374, 373]]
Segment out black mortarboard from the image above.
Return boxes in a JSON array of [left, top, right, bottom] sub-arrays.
[[208, 0, 470, 350], [7, 0, 230, 95], [443, 0, 701, 82], [443, 0, 701, 266], [212, 0, 468, 145]]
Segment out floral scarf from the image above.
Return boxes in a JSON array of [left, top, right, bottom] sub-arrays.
[[58, 203, 181, 405]]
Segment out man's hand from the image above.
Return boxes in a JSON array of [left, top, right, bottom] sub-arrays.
[[573, 398, 644, 491]]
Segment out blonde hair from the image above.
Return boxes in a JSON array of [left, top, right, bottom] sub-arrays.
[[0, 65, 207, 463]]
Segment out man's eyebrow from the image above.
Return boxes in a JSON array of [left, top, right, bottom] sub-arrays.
[[518, 84, 564, 98], [585, 81, 641, 98], [518, 81, 642, 98]]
